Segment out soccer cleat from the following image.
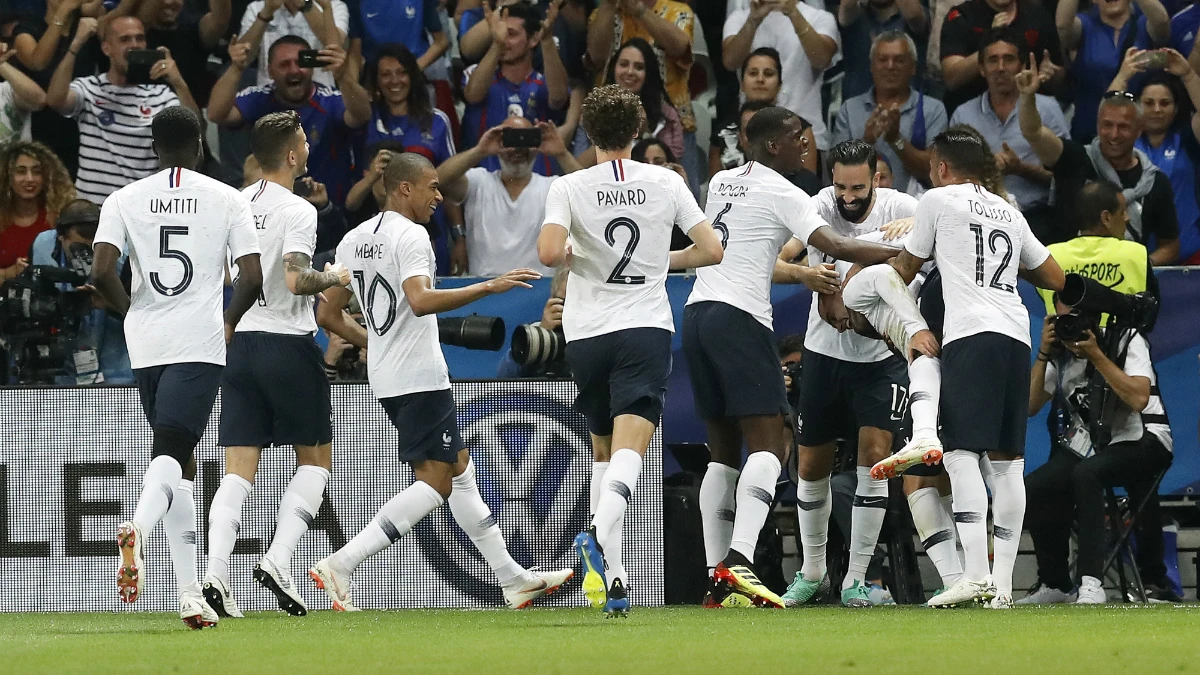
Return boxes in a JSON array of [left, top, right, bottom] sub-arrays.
[[202, 575, 244, 618], [573, 526, 608, 609], [1015, 583, 1076, 605], [840, 580, 873, 608], [781, 570, 830, 607], [254, 557, 307, 616], [309, 558, 359, 612], [503, 568, 575, 609], [180, 584, 219, 629], [713, 563, 783, 609], [870, 438, 944, 480], [927, 576, 995, 608], [1075, 576, 1106, 604], [116, 521, 144, 604], [989, 593, 1013, 609], [701, 575, 754, 608], [604, 578, 630, 617]]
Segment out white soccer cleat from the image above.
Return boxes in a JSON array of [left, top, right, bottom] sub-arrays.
[[870, 438, 944, 480], [503, 568, 576, 609], [1015, 583, 1077, 605], [988, 593, 1013, 609], [180, 583, 219, 629], [309, 558, 359, 612], [927, 576, 995, 608], [254, 556, 308, 616], [116, 521, 144, 604], [1075, 576, 1107, 604], [202, 575, 244, 618]]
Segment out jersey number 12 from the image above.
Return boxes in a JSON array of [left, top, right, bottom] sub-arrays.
[[969, 223, 1015, 293]]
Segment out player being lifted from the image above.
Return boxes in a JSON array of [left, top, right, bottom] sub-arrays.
[[91, 107, 264, 628], [685, 122, 899, 608], [309, 152, 573, 611], [890, 125, 1065, 608], [537, 85, 725, 617], [202, 111, 363, 618]]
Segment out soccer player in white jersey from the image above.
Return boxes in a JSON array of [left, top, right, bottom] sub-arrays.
[[683, 118, 899, 609], [90, 107, 263, 629], [890, 126, 1065, 608], [537, 85, 724, 616], [202, 111, 362, 618], [309, 153, 573, 611]]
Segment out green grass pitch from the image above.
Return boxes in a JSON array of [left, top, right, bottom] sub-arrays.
[[3, 605, 1197, 674]]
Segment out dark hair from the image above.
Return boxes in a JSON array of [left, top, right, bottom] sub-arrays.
[[744, 105, 799, 148], [56, 199, 100, 239], [778, 333, 805, 358], [1138, 72, 1191, 129], [606, 38, 667, 133], [151, 106, 202, 160], [366, 43, 434, 132], [268, 35, 311, 64], [632, 137, 676, 164], [366, 139, 408, 165], [1077, 180, 1123, 233], [251, 110, 303, 171], [503, 1, 543, 39], [582, 85, 643, 151], [741, 46, 782, 80], [977, 29, 1024, 65], [383, 152, 435, 196], [931, 125, 1008, 199], [828, 139, 878, 175]]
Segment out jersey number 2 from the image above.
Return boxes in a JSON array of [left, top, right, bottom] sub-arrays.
[[353, 270, 397, 336], [150, 226, 193, 296], [969, 224, 1015, 293], [605, 217, 645, 285]]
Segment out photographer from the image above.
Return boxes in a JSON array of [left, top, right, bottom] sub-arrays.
[[498, 267, 569, 379], [1022, 300, 1175, 604]]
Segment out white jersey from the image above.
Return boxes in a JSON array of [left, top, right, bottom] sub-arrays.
[[336, 211, 449, 399], [804, 187, 918, 363], [94, 167, 260, 369], [906, 183, 1051, 346], [686, 162, 829, 329], [233, 180, 319, 336], [542, 159, 707, 342]]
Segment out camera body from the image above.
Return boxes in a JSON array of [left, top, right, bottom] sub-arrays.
[[0, 255, 94, 384], [501, 128, 542, 149], [126, 49, 163, 85]]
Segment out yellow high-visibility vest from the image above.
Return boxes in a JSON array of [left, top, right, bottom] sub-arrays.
[[1038, 235, 1149, 317]]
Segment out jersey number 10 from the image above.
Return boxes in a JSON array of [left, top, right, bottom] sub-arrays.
[[353, 270, 398, 336]]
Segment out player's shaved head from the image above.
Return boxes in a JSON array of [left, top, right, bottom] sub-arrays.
[[383, 152, 435, 196], [151, 106, 203, 169], [251, 110, 304, 172], [384, 152, 443, 223], [743, 106, 809, 173], [744, 106, 798, 147]]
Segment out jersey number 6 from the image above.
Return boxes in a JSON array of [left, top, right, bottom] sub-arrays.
[[150, 226, 194, 296], [604, 217, 646, 285]]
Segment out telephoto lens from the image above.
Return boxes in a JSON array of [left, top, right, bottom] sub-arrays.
[[511, 323, 566, 366], [438, 315, 506, 351]]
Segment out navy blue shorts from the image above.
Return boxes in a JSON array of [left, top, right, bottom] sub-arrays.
[[219, 331, 333, 448], [682, 301, 789, 420], [565, 327, 672, 436], [134, 362, 223, 441], [795, 350, 908, 447], [379, 388, 464, 465], [918, 268, 945, 344], [941, 333, 1030, 456]]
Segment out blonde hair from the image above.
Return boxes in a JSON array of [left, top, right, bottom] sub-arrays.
[[0, 141, 75, 221]]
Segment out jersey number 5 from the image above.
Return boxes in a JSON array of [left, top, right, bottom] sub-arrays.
[[150, 226, 193, 296], [352, 270, 397, 336], [604, 217, 646, 285], [969, 224, 1015, 293]]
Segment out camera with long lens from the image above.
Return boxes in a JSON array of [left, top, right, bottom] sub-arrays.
[[438, 315, 506, 351], [511, 323, 566, 367], [1054, 273, 1158, 342], [784, 359, 803, 406], [0, 244, 95, 383]]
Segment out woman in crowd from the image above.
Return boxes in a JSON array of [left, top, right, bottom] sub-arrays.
[[575, 38, 683, 165], [364, 43, 457, 165], [708, 47, 817, 177], [1111, 47, 1200, 263], [0, 140, 74, 282]]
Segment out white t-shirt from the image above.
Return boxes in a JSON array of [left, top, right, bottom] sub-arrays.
[[1045, 333, 1172, 456], [803, 187, 917, 363], [542, 159, 707, 342], [233, 180, 319, 336], [240, 0, 351, 89], [906, 183, 1051, 347], [459, 168, 556, 277], [94, 168, 261, 369], [336, 211, 449, 398], [723, 6, 841, 150], [687, 161, 827, 329], [0, 82, 33, 143]]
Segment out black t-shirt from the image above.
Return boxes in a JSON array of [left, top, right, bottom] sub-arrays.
[[146, 12, 215, 107], [1049, 139, 1181, 245], [939, 0, 1061, 114]]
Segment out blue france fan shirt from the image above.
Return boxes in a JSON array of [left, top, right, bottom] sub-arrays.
[[364, 106, 456, 165], [1170, 3, 1200, 56], [1072, 7, 1152, 142], [347, 0, 442, 63]]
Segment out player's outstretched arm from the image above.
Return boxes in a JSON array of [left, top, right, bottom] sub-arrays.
[[90, 242, 130, 316], [283, 251, 350, 296], [224, 253, 263, 339], [668, 221, 724, 270], [403, 269, 541, 317], [316, 285, 367, 349], [808, 226, 897, 267]]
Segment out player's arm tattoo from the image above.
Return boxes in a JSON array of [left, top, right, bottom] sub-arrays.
[[284, 251, 341, 296]]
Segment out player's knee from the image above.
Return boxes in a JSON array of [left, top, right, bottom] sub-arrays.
[[857, 427, 894, 463], [150, 425, 199, 467], [182, 454, 197, 482], [797, 445, 833, 481], [295, 443, 333, 472], [413, 460, 455, 499], [616, 397, 662, 429]]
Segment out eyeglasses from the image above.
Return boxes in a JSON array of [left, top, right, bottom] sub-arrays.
[[1103, 90, 1137, 102]]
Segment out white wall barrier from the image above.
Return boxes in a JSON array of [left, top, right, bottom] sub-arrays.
[[0, 381, 664, 612]]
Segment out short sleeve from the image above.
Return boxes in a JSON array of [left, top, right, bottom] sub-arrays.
[[324, 92, 349, 127], [671, 172, 707, 233], [227, 193, 263, 260], [432, 112, 456, 165], [923, 98, 949, 143], [397, 228, 434, 282], [905, 192, 940, 259], [939, 7, 973, 59], [459, 8, 484, 37], [1040, 96, 1071, 139], [808, 7, 840, 43], [1122, 334, 1154, 382], [422, 0, 441, 33], [282, 202, 319, 257], [1044, 361, 1058, 396], [1019, 219, 1051, 269], [64, 79, 87, 119], [723, 9, 749, 39], [239, 2, 261, 36], [542, 177, 572, 231], [831, 103, 852, 145], [94, 195, 128, 254], [234, 88, 269, 126], [778, 189, 828, 245], [332, 0, 351, 35]]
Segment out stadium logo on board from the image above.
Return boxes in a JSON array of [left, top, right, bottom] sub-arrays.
[[414, 390, 591, 604]]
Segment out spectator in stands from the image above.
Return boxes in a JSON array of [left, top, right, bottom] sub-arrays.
[[364, 43, 456, 161], [588, 0, 699, 191], [1057, 0, 1170, 143], [1019, 55, 1180, 261], [239, 0, 348, 89], [939, 0, 1062, 113], [839, 0, 928, 101], [48, 17, 197, 205], [723, 0, 838, 158], [437, 118, 580, 276], [950, 33, 1066, 236], [462, 1, 568, 174], [1112, 49, 1200, 264], [103, 0, 232, 106], [0, 140, 74, 282], [209, 35, 371, 205], [348, 0, 447, 65], [0, 43, 46, 142], [460, 0, 592, 83], [575, 37, 682, 164], [833, 30, 947, 194]]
